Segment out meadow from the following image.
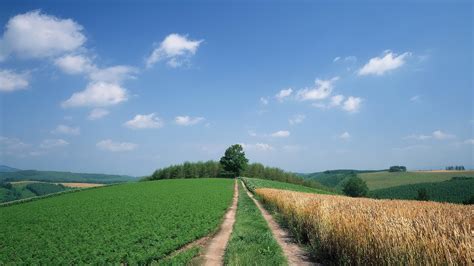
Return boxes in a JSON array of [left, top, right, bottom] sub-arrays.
[[256, 188, 472, 265], [0, 178, 234, 264], [242, 177, 335, 194]]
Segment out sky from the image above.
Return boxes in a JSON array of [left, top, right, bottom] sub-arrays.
[[0, 1, 472, 176]]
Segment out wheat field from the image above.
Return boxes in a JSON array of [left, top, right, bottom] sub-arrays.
[[256, 188, 473, 265]]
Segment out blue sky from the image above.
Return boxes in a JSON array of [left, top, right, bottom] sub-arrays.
[[0, 1, 472, 176]]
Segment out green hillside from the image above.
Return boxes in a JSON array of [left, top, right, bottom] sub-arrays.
[[358, 171, 474, 190], [300, 169, 380, 189], [0, 169, 136, 184], [242, 177, 336, 194], [370, 177, 474, 203], [0, 178, 234, 264]]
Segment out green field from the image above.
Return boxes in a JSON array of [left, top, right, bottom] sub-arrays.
[[224, 181, 286, 265], [370, 177, 474, 203], [358, 171, 474, 190], [0, 178, 234, 264], [242, 177, 334, 194]]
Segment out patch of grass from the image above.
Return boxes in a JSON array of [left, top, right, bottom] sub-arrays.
[[242, 177, 335, 194], [153, 246, 201, 266], [0, 178, 234, 264], [224, 181, 287, 265], [369, 177, 474, 203], [358, 171, 474, 190]]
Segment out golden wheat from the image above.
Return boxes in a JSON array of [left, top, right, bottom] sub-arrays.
[[256, 188, 473, 265]]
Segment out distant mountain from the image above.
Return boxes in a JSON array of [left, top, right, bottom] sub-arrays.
[[0, 169, 136, 184], [0, 165, 21, 172]]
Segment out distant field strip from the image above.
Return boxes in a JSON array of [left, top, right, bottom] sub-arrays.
[[0, 178, 234, 264], [242, 177, 334, 194], [256, 188, 472, 265], [358, 170, 474, 190]]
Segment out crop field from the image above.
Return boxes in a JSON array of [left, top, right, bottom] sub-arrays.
[[369, 177, 474, 203], [224, 182, 286, 265], [256, 188, 472, 265], [358, 170, 474, 190], [0, 178, 234, 264], [242, 177, 334, 194]]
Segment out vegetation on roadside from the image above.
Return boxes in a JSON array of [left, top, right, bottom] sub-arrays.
[[256, 188, 472, 265], [242, 177, 335, 195], [224, 181, 287, 265], [0, 178, 234, 264]]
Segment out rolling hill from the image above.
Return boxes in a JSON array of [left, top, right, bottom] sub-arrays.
[[0, 169, 136, 184]]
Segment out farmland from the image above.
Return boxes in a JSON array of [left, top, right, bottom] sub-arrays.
[[0, 181, 71, 203], [358, 170, 474, 190], [0, 178, 234, 264], [242, 177, 335, 194], [256, 188, 472, 265]]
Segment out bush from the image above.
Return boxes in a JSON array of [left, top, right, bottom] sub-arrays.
[[415, 188, 430, 201], [342, 177, 368, 197]]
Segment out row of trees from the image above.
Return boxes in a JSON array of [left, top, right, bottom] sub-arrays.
[[389, 166, 407, 172], [445, 166, 465, 171]]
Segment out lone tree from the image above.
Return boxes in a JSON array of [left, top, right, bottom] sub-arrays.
[[342, 176, 368, 197], [220, 144, 248, 178]]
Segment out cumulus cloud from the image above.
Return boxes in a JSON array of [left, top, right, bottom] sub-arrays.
[[271, 130, 290, 138], [0, 136, 30, 156], [358, 51, 410, 76], [96, 139, 137, 152], [289, 114, 305, 125], [89, 65, 137, 83], [296, 77, 339, 101], [241, 143, 274, 152], [342, 96, 362, 113], [0, 69, 29, 92], [405, 130, 456, 141], [52, 124, 80, 135], [88, 108, 109, 120], [275, 88, 293, 102], [124, 113, 164, 129], [62, 82, 128, 108], [260, 97, 269, 105], [338, 131, 351, 140], [146, 33, 203, 68], [329, 94, 345, 107], [175, 116, 205, 126], [54, 54, 95, 74], [0, 10, 85, 60], [410, 95, 421, 102], [40, 139, 69, 149]]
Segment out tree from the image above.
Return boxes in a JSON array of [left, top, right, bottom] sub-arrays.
[[342, 177, 368, 197], [415, 188, 430, 201], [219, 144, 248, 178]]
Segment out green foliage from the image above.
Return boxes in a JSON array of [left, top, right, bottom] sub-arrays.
[[147, 161, 224, 180], [242, 177, 336, 195], [369, 177, 474, 204], [300, 169, 379, 189], [358, 171, 474, 190], [462, 195, 474, 205], [0, 178, 234, 264], [224, 182, 287, 265], [342, 177, 368, 197], [153, 246, 201, 266], [26, 183, 68, 196], [0, 170, 135, 183], [389, 166, 407, 172], [220, 144, 248, 177], [415, 188, 430, 201]]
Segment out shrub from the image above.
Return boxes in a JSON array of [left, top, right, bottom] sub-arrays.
[[342, 177, 368, 197]]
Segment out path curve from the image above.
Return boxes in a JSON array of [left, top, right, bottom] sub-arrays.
[[203, 180, 239, 266], [241, 180, 317, 266]]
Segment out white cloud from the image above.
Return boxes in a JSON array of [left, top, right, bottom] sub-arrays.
[[124, 113, 164, 129], [0, 136, 30, 155], [89, 65, 137, 83], [270, 130, 290, 138], [338, 131, 351, 140], [146, 33, 203, 68], [329, 94, 345, 107], [96, 139, 137, 152], [358, 51, 410, 76], [296, 77, 339, 101], [289, 114, 305, 125], [40, 139, 69, 149], [62, 82, 128, 108], [464, 139, 474, 145], [52, 124, 80, 135], [410, 95, 421, 102], [88, 108, 109, 120], [241, 143, 274, 152], [333, 56, 341, 62], [275, 88, 293, 102], [342, 96, 362, 113], [248, 130, 257, 137], [175, 116, 205, 126], [404, 134, 433, 140], [0, 69, 29, 92], [432, 130, 455, 140], [0, 10, 85, 60], [260, 97, 269, 105], [54, 54, 95, 74]]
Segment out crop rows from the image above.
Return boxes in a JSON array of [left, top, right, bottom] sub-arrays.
[[0, 178, 234, 264], [256, 188, 472, 265]]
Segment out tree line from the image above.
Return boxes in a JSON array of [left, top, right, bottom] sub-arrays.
[[445, 166, 465, 171]]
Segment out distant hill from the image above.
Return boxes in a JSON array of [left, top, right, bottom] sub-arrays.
[[0, 165, 21, 172], [0, 169, 136, 184], [299, 169, 383, 189]]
